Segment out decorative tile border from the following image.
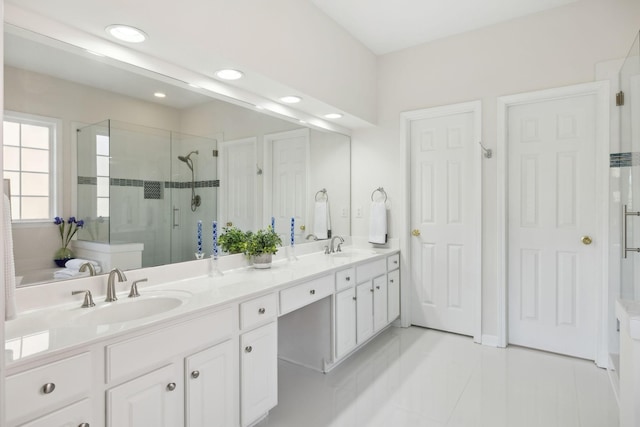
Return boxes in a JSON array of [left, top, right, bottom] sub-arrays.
[[610, 152, 640, 168], [78, 176, 219, 188]]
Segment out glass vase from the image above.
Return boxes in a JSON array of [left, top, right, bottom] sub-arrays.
[[54, 247, 75, 268]]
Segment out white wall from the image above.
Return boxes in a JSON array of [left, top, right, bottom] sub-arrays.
[[350, 0, 640, 337]]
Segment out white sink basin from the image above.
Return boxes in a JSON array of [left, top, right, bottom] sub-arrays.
[[331, 248, 377, 258], [76, 293, 187, 326]]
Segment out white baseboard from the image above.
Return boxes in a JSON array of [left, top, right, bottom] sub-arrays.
[[481, 334, 499, 347]]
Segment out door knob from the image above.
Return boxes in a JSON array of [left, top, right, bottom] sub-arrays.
[[411, 229, 421, 237], [226, 222, 233, 227], [300, 225, 306, 231], [581, 236, 593, 245]]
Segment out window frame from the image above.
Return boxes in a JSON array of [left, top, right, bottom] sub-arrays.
[[3, 110, 62, 226]]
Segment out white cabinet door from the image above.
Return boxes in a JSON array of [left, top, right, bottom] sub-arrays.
[[335, 287, 357, 359], [388, 269, 400, 322], [356, 281, 374, 344], [241, 321, 278, 427], [185, 340, 237, 427], [107, 364, 182, 427], [18, 399, 93, 427], [373, 275, 388, 332]]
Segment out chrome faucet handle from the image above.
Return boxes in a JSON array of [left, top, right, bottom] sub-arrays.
[[79, 262, 96, 276], [128, 278, 147, 298], [71, 290, 96, 308], [324, 245, 330, 254], [336, 242, 343, 252]]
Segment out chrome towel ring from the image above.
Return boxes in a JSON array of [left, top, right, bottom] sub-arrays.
[[371, 187, 387, 202], [315, 188, 328, 201]]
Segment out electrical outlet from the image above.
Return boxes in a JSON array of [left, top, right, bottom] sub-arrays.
[[341, 207, 348, 218], [356, 206, 362, 218]]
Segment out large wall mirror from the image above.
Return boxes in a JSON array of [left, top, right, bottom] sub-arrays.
[[4, 24, 351, 287]]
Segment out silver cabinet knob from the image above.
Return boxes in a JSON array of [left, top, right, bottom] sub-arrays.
[[394, 260, 399, 265], [258, 307, 266, 314], [352, 296, 357, 301], [42, 383, 56, 394], [376, 285, 381, 290], [245, 346, 253, 353], [346, 276, 351, 281], [191, 370, 200, 379], [78, 424, 90, 427], [166, 382, 176, 391], [389, 279, 394, 283], [370, 288, 374, 293], [310, 289, 316, 295]]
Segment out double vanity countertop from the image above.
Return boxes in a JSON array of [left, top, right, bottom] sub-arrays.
[[5, 244, 399, 369]]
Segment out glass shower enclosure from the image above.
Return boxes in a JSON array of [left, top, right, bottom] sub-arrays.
[[612, 31, 640, 369], [76, 119, 218, 267]]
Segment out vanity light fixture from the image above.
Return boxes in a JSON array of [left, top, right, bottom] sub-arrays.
[[280, 95, 302, 104], [105, 25, 148, 43], [154, 92, 167, 98], [215, 69, 244, 80], [324, 113, 343, 119]]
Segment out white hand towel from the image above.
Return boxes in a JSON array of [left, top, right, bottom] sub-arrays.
[[53, 269, 90, 280], [65, 258, 100, 270], [368, 201, 387, 245], [314, 201, 331, 239], [4, 194, 17, 320]]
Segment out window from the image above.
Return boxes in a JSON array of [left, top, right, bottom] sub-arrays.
[[3, 113, 58, 221], [96, 133, 110, 218]]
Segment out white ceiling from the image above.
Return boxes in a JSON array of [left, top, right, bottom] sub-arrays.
[[311, 0, 579, 54]]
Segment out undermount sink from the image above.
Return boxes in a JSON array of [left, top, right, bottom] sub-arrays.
[[76, 294, 186, 325], [331, 249, 377, 258]]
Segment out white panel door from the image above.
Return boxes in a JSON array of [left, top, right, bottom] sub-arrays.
[[508, 94, 598, 359], [240, 321, 278, 427], [185, 340, 237, 427], [265, 129, 309, 242], [410, 108, 480, 336], [107, 364, 182, 427], [220, 137, 257, 231]]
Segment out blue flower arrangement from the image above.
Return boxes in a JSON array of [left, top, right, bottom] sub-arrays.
[[53, 216, 84, 267]]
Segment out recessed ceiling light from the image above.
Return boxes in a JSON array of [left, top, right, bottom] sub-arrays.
[[324, 113, 343, 119], [106, 25, 148, 43], [154, 92, 166, 98], [280, 95, 302, 104], [215, 69, 244, 80]]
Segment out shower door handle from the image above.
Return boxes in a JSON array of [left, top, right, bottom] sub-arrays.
[[623, 204, 640, 258], [173, 207, 179, 228]]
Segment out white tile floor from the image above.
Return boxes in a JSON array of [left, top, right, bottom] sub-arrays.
[[257, 326, 619, 427]]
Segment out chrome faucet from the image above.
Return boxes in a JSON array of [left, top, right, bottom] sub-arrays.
[[106, 268, 127, 302], [79, 262, 96, 276], [329, 235, 345, 253]]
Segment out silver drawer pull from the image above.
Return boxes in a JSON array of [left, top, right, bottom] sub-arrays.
[[191, 370, 200, 379], [245, 346, 253, 353], [346, 276, 351, 281], [42, 383, 56, 394], [310, 289, 316, 295], [166, 382, 177, 391], [258, 307, 266, 314]]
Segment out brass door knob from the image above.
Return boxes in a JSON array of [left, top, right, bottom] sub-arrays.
[[226, 222, 233, 227], [411, 229, 421, 237], [300, 225, 306, 231], [581, 236, 593, 245]]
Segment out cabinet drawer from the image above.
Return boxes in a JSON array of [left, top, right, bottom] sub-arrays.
[[240, 293, 277, 330], [6, 353, 92, 424], [335, 268, 355, 292], [280, 275, 334, 315], [387, 253, 400, 271], [19, 398, 93, 427], [356, 259, 386, 283], [106, 307, 234, 383]]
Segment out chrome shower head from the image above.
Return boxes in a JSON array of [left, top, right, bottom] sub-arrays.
[[178, 150, 199, 170]]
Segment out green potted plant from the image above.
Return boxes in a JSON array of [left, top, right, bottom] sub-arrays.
[[245, 226, 282, 269], [218, 226, 251, 254]]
